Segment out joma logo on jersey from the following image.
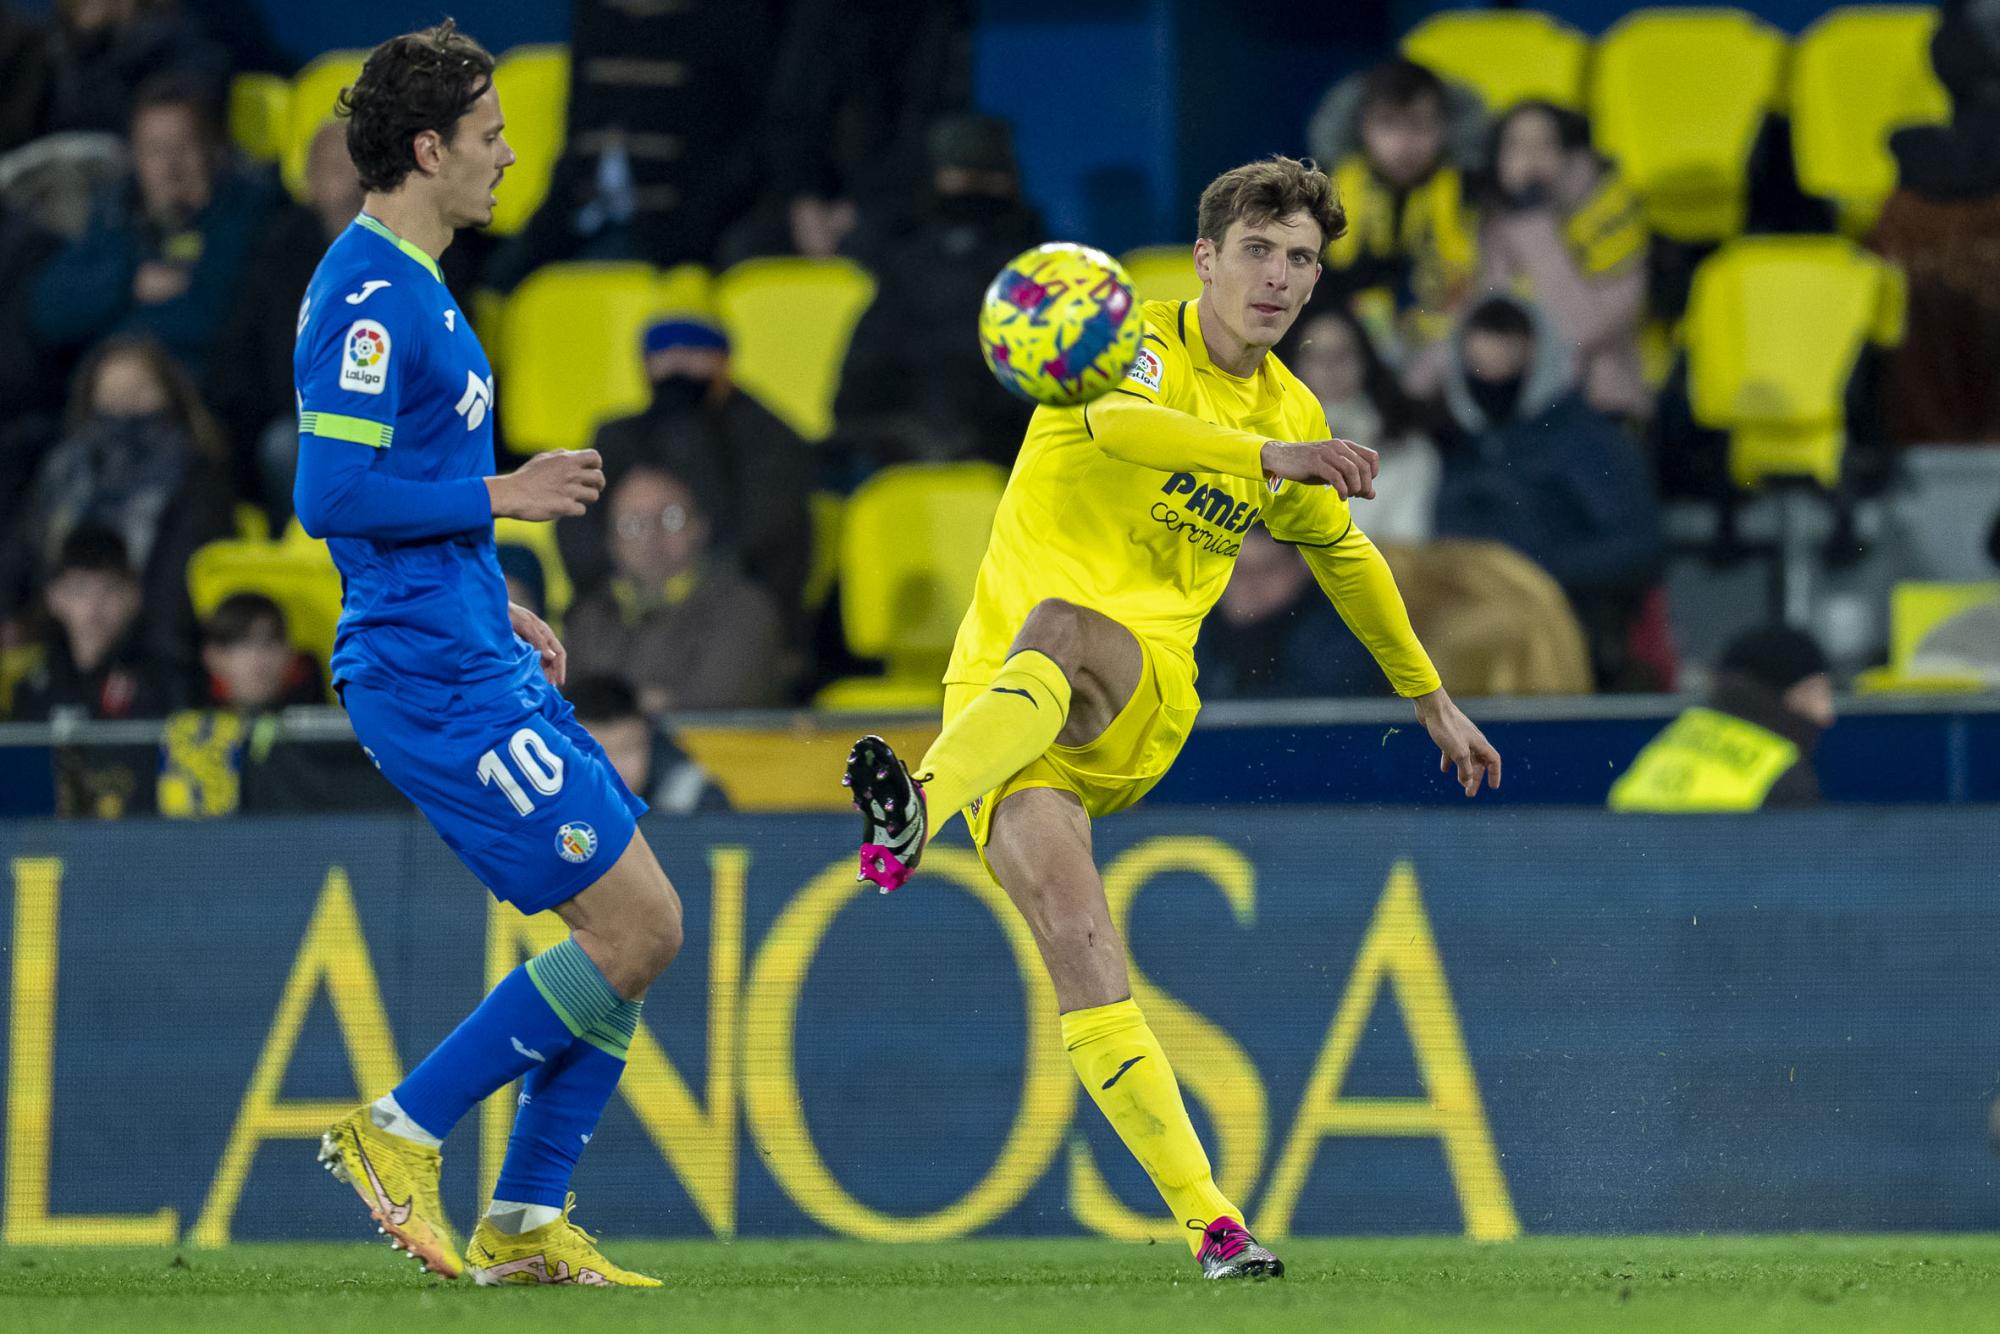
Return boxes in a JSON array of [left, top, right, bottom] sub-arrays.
[[1159, 473, 1260, 534], [455, 371, 495, 431]]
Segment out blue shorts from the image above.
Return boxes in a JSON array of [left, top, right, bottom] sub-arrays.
[[343, 672, 647, 914]]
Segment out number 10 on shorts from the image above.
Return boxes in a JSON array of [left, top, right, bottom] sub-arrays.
[[477, 727, 566, 815]]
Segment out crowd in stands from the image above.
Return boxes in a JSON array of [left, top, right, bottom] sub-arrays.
[[2, 0, 1999, 816]]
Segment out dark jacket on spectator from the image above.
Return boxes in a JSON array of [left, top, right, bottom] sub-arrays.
[[11, 621, 179, 722], [834, 196, 1042, 469], [31, 168, 270, 376], [562, 385, 814, 633], [206, 201, 330, 490], [1432, 306, 1664, 600], [43, 10, 228, 137]]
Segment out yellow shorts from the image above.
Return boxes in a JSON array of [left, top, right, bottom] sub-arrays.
[[943, 636, 1199, 852]]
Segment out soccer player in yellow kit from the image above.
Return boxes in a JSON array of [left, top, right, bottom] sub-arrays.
[[843, 156, 1501, 1279]]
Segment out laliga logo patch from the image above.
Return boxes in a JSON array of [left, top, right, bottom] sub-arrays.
[[1126, 345, 1163, 392], [339, 319, 391, 395], [555, 821, 598, 864]]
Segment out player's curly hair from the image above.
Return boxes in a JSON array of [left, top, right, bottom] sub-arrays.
[[337, 18, 495, 194], [1197, 155, 1346, 250]]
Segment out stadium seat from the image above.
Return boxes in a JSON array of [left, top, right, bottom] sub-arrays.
[[1791, 7, 1951, 235], [497, 262, 663, 453], [715, 257, 876, 442], [282, 50, 368, 202], [232, 503, 270, 543], [1120, 245, 1202, 305], [1590, 10, 1786, 242], [1402, 10, 1590, 112], [1855, 580, 2000, 692], [187, 539, 345, 678], [487, 46, 568, 237], [1683, 235, 1904, 489], [228, 72, 290, 163], [493, 516, 573, 622], [803, 489, 845, 614], [816, 462, 1005, 711]]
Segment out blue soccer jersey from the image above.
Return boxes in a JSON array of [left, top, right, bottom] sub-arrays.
[[294, 214, 643, 910], [293, 213, 530, 695]]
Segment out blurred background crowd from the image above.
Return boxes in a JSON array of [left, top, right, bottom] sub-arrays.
[[0, 0, 1996, 816]]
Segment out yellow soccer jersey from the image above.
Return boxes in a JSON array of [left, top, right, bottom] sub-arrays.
[[945, 297, 1436, 708]]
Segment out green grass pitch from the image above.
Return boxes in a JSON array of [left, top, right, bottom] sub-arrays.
[[4, 1236, 1999, 1333]]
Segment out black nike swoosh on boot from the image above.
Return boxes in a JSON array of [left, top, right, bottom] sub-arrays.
[[990, 686, 1037, 707], [1102, 1054, 1147, 1089]]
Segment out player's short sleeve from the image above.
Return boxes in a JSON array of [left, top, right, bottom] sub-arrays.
[[293, 279, 417, 450], [1261, 392, 1355, 546]]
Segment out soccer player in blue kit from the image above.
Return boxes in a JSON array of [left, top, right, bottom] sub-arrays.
[[296, 23, 676, 1287]]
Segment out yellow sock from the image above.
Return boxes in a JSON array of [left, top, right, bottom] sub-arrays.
[[918, 649, 1072, 821], [1062, 998, 1238, 1254]]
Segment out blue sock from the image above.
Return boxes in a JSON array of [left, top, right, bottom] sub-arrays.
[[392, 938, 629, 1142], [492, 1008, 636, 1209]]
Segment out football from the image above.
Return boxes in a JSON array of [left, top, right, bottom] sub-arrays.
[[977, 242, 1143, 407]]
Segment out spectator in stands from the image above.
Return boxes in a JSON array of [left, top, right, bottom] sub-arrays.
[[1196, 528, 1386, 700], [1410, 101, 1650, 422], [560, 315, 813, 642], [42, 0, 228, 138], [208, 120, 362, 519], [13, 333, 235, 666], [1306, 57, 1480, 372], [719, 0, 971, 265], [11, 524, 178, 722], [1281, 300, 1438, 545], [565, 463, 789, 711], [0, 199, 63, 544], [1609, 625, 1834, 811], [832, 113, 1042, 473], [1871, 0, 2000, 444], [197, 592, 322, 711], [30, 73, 270, 379], [568, 673, 731, 814], [1432, 296, 1664, 686], [0, 5, 61, 150]]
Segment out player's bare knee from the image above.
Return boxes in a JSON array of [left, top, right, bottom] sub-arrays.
[[1014, 598, 1088, 673], [635, 898, 683, 980]]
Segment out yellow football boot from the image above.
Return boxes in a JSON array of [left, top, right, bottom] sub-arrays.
[[318, 1104, 462, 1279], [465, 1193, 662, 1287]]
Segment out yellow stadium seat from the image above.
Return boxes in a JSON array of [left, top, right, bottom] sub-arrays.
[[1791, 7, 1951, 236], [1120, 245, 1202, 305], [1402, 9, 1590, 111], [498, 262, 662, 453], [493, 516, 573, 622], [228, 72, 290, 163], [1683, 235, 1904, 489], [653, 262, 716, 320], [282, 50, 368, 202], [816, 463, 1005, 711], [802, 489, 845, 614], [1591, 10, 1786, 242], [187, 539, 345, 677], [716, 257, 876, 442], [232, 502, 270, 543], [1854, 580, 2000, 692], [488, 45, 568, 237]]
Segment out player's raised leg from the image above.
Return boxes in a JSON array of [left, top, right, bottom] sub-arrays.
[[850, 597, 1120, 889], [463, 833, 680, 1287]]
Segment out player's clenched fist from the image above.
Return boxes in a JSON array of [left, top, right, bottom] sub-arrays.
[[1259, 438, 1380, 500], [488, 448, 606, 521]]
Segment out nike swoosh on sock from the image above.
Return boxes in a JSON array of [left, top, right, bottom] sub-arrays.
[[1102, 1054, 1147, 1089]]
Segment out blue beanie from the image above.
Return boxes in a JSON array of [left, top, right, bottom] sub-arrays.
[[642, 317, 728, 357]]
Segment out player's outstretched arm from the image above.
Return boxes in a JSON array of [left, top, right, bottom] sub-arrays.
[[1291, 525, 1499, 797], [1086, 394, 1379, 498], [295, 444, 604, 540]]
